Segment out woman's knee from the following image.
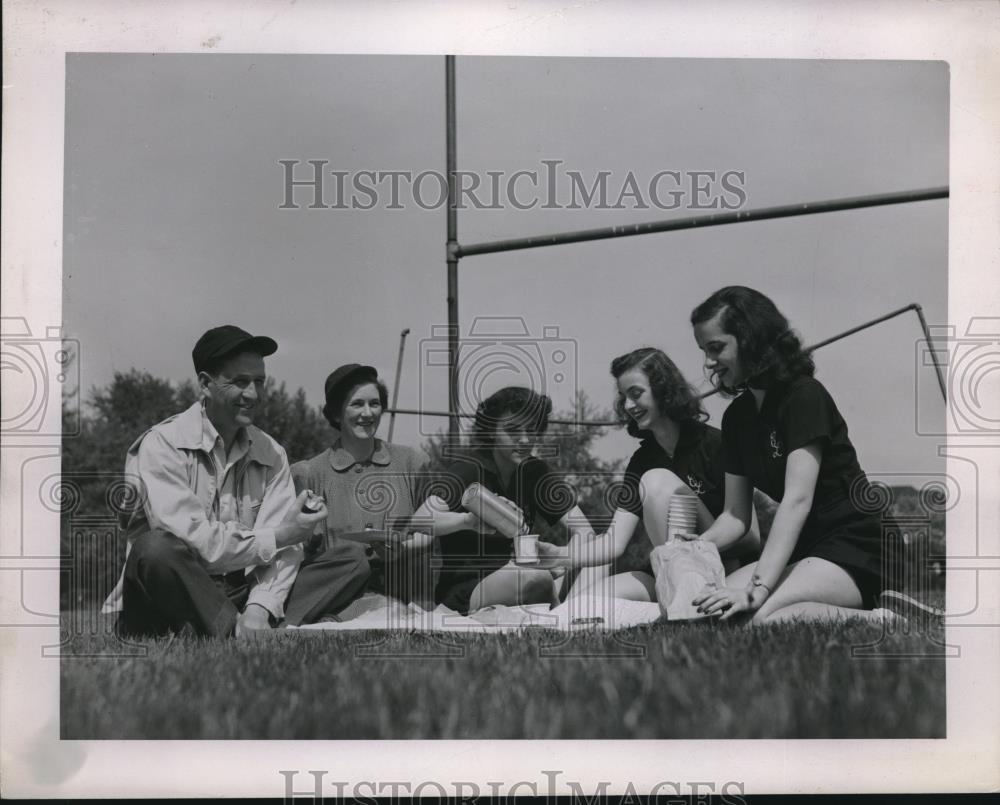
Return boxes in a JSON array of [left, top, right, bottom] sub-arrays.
[[343, 539, 371, 569], [639, 468, 685, 499], [639, 468, 699, 517], [315, 539, 370, 567], [513, 569, 555, 601]]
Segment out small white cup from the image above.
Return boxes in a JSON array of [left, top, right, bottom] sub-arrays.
[[515, 534, 540, 565]]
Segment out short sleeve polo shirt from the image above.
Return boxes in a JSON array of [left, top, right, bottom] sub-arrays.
[[615, 420, 725, 520], [720, 375, 868, 512]]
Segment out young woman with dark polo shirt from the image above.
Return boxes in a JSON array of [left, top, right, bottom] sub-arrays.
[[536, 348, 759, 602], [688, 286, 903, 624], [410, 386, 595, 615]]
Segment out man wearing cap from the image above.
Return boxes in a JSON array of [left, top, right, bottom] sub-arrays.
[[102, 325, 369, 637]]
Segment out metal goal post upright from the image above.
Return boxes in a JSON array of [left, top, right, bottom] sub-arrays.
[[437, 55, 948, 437]]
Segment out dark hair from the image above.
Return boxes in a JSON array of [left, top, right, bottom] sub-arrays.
[[610, 348, 707, 438], [322, 378, 389, 428], [471, 386, 553, 448], [690, 285, 814, 395]]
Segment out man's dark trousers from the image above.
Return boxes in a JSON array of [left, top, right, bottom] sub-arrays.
[[116, 530, 370, 636]]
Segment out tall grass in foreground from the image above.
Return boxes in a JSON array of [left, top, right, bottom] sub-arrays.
[[61, 615, 945, 739]]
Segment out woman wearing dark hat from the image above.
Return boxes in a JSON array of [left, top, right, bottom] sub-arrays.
[[282, 364, 433, 624]]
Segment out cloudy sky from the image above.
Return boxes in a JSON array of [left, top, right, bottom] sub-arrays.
[[63, 55, 948, 474]]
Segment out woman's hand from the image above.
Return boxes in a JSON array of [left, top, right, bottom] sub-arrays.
[[400, 531, 434, 552], [534, 540, 569, 569], [464, 510, 497, 535], [692, 584, 760, 621]]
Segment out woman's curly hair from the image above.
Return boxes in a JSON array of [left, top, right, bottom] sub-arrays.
[[470, 386, 553, 448], [611, 348, 707, 438], [690, 285, 814, 396]]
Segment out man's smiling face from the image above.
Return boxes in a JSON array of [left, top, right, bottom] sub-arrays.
[[200, 350, 267, 436]]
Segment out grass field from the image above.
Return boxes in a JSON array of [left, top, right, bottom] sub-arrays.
[[61, 612, 946, 740]]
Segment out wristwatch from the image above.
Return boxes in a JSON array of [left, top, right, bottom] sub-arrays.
[[750, 574, 772, 596]]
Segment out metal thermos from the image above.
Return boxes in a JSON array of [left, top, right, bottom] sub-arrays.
[[461, 483, 525, 539]]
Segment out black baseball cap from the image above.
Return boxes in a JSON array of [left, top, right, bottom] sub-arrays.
[[324, 363, 378, 404], [192, 325, 278, 374]]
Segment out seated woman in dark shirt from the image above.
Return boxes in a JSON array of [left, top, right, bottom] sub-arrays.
[[537, 348, 759, 602], [689, 286, 915, 624], [410, 386, 595, 615]]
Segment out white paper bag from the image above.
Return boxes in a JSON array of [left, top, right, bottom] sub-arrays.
[[650, 539, 726, 620]]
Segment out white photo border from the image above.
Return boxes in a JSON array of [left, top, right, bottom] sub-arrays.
[[1, 0, 998, 797]]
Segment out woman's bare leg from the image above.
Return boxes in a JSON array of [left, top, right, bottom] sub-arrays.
[[469, 565, 558, 610], [750, 557, 873, 625], [566, 570, 656, 604], [759, 600, 882, 624]]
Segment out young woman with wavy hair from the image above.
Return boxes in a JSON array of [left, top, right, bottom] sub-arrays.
[[537, 347, 759, 602], [688, 286, 915, 624]]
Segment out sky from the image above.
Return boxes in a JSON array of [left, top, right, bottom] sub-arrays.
[[62, 55, 949, 475]]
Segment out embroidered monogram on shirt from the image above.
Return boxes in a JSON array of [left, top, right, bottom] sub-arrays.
[[687, 474, 705, 496], [769, 430, 784, 458]]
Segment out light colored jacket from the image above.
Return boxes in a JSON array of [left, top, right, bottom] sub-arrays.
[[101, 401, 302, 619]]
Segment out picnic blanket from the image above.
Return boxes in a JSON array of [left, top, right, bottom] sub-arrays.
[[284, 592, 665, 633]]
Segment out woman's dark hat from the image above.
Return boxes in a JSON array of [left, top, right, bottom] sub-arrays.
[[324, 363, 378, 403], [192, 325, 277, 373]]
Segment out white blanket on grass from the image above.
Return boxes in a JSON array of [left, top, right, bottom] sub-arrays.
[[286, 592, 663, 633]]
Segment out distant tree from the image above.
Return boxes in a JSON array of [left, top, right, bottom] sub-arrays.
[[61, 369, 181, 529], [540, 391, 624, 523], [176, 378, 199, 409], [253, 381, 331, 465]]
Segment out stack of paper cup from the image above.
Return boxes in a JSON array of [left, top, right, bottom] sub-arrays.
[[666, 494, 699, 540]]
